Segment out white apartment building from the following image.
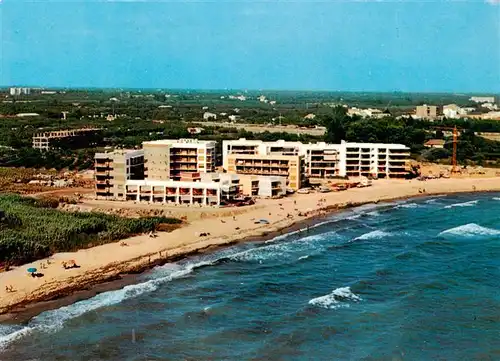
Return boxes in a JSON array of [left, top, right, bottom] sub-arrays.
[[469, 96, 495, 104], [9, 87, 30, 96], [223, 139, 410, 179], [142, 139, 216, 181], [339, 141, 409, 178]]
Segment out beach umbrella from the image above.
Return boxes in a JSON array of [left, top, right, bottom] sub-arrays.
[[27, 267, 37, 273]]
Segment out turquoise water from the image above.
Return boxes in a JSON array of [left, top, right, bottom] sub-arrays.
[[1, 193, 500, 360]]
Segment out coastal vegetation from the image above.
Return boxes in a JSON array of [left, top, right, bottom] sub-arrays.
[[0, 194, 182, 266], [1, 90, 500, 170]]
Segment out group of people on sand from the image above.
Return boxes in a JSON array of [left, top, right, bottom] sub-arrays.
[[62, 260, 80, 269], [5, 285, 15, 293]]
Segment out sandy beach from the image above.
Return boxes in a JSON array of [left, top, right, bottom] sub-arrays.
[[1, 177, 499, 317]]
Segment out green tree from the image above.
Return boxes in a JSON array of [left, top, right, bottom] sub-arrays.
[[322, 106, 349, 143]]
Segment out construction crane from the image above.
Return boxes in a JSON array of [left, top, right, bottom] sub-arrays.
[[432, 126, 460, 174]]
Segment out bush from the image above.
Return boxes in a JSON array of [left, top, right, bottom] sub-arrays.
[[0, 194, 181, 265]]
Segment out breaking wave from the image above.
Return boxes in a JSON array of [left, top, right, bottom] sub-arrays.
[[493, 197, 500, 201], [355, 230, 391, 241], [228, 232, 334, 263], [439, 223, 500, 237], [308, 287, 361, 309], [396, 203, 419, 209], [0, 260, 209, 349], [444, 200, 479, 209]]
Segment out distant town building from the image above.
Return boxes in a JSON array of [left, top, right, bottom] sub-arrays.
[[480, 102, 498, 111], [347, 107, 384, 118], [16, 113, 40, 117], [187, 127, 203, 135], [424, 139, 446, 149], [469, 96, 495, 104], [415, 105, 441, 120], [228, 115, 240, 122], [228, 95, 247, 101], [443, 104, 467, 119], [32, 128, 101, 151], [469, 111, 500, 120], [304, 113, 316, 120], [9, 87, 30, 96], [203, 112, 217, 120]]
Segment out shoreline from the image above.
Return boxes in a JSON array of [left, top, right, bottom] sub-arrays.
[[0, 210, 331, 324], [1, 178, 499, 323]]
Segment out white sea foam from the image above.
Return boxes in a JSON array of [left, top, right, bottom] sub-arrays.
[[229, 232, 334, 263], [396, 203, 419, 209], [493, 197, 500, 201], [0, 260, 204, 349], [298, 255, 310, 260], [444, 200, 479, 209], [366, 211, 381, 217], [308, 287, 361, 309], [355, 230, 391, 241], [439, 223, 500, 237]]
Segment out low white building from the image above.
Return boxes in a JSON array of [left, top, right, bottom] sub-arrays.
[[470, 96, 495, 104], [443, 104, 467, 119], [124, 179, 238, 206], [481, 102, 498, 111], [203, 112, 217, 120], [347, 107, 385, 118]]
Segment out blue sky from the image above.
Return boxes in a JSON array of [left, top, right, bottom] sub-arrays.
[[1, 0, 499, 92]]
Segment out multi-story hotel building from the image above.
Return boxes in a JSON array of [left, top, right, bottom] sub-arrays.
[[223, 139, 410, 180], [339, 141, 409, 178], [225, 152, 304, 191], [143, 139, 216, 181], [94, 149, 145, 200]]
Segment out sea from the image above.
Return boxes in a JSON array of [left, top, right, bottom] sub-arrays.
[[1, 192, 500, 360]]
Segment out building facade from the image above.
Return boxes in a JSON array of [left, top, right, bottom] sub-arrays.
[[415, 105, 441, 120], [237, 175, 287, 198], [226, 152, 304, 190], [33, 128, 101, 151], [470, 96, 495, 104], [94, 150, 145, 200], [124, 179, 237, 206], [143, 139, 216, 181], [223, 139, 409, 180], [338, 141, 409, 178]]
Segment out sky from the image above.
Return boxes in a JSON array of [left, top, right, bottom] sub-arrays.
[[1, 0, 499, 92]]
